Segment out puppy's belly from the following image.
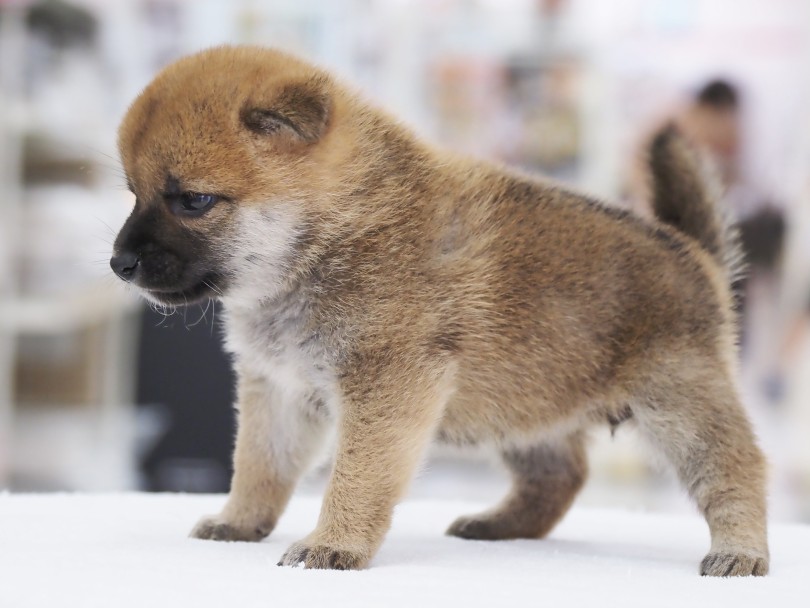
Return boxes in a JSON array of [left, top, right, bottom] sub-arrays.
[[436, 389, 588, 448]]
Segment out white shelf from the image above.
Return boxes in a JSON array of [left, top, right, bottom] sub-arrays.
[[0, 282, 138, 335]]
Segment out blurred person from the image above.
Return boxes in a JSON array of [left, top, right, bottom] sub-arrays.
[[678, 80, 785, 327], [625, 79, 786, 405], [685, 81, 788, 405], [679, 79, 740, 188]]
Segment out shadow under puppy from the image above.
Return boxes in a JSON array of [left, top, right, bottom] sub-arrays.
[[111, 46, 768, 576]]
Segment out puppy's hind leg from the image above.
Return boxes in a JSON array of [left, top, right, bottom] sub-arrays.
[[633, 361, 769, 576], [447, 431, 588, 540]]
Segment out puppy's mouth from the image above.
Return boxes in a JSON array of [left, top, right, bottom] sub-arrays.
[[144, 273, 224, 306]]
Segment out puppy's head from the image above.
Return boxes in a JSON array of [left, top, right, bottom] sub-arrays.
[[111, 46, 345, 306]]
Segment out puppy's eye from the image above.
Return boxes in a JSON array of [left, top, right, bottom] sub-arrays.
[[182, 192, 218, 211], [168, 192, 220, 216]]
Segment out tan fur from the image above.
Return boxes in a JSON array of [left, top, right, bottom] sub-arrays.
[[114, 46, 769, 575]]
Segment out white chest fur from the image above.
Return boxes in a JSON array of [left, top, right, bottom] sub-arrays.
[[222, 292, 340, 415], [222, 294, 340, 472]]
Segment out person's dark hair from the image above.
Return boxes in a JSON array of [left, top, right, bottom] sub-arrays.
[[695, 79, 739, 109]]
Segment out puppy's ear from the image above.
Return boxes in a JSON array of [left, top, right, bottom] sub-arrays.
[[240, 77, 331, 146]]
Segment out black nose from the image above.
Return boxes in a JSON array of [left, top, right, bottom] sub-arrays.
[[110, 251, 140, 281]]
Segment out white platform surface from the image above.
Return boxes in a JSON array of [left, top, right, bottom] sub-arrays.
[[0, 493, 806, 607]]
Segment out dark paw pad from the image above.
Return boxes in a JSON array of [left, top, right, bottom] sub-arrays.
[[700, 551, 769, 577]]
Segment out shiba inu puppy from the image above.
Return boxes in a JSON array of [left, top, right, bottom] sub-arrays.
[[111, 46, 768, 575]]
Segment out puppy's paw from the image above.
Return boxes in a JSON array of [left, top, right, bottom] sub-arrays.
[[446, 513, 541, 541], [189, 515, 271, 543], [447, 514, 508, 540], [700, 551, 769, 577], [278, 539, 368, 570]]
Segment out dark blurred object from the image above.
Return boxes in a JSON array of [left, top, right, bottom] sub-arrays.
[[26, 0, 97, 48], [733, 206, 786, 323], [136, 306, 235, 492], [696, 79, 739, 109], [738, 207, 786, 270]]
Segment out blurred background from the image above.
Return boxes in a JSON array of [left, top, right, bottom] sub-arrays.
[[1, 0, 809, 522]]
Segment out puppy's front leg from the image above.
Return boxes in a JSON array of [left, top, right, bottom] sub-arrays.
[[191, 372, 331, 542], [279, 359, 454, 569]]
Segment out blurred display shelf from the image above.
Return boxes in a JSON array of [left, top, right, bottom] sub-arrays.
[[0, 282, 141, 491], [0, 1, 138, 491], [11, 402, 137, 491], [0, 282, 137, 335]]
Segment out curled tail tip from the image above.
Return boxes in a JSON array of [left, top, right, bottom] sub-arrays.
[[647, 124, 743, 283], [649, 122, 682, 154], [648, 123, 697, 192], [647, 123, 715, 243]]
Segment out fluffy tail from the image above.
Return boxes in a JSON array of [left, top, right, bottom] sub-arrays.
[[648, 125, 743, 283]]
